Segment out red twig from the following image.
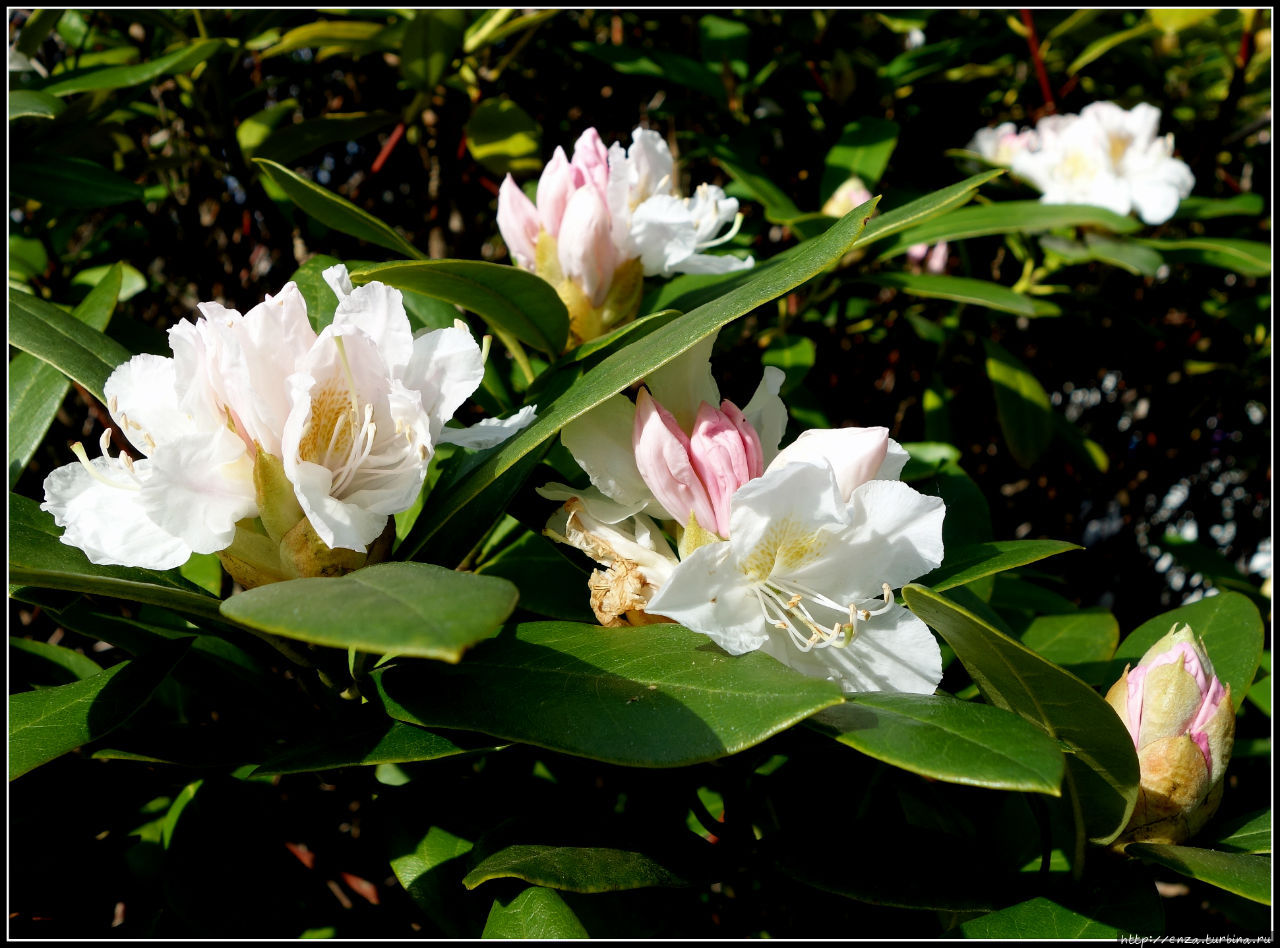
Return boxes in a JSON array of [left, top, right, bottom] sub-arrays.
[[1020, 9, 1055, 114], [370, 121, 406, 175]]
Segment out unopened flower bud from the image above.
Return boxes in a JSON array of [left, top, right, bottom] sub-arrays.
[[1105, 623, 1235, 846]]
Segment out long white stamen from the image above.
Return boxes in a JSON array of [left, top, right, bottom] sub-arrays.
[[70, 439, 140, 491], [696, 211, 744, 250]]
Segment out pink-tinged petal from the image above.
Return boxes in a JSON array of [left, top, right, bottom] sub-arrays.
[[536, 146, 584, 238], [689, 401, 755, 536], [767, 427, 890, 503], [557, 186, 617, 305], [720, 400, 765, 480], [924, 241, 949, 274], [497, 175, 540, 270], [906, 242, 930, 263], [632, 387, 715, 530], [644, 334, 720, 433], [741, 366, 787, 468], [570, 127, 610, 198]]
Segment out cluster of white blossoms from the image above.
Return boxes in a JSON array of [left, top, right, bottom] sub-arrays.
[[41, 265, 533, 582], [968, 101, 1195, 225], [538, 335, 946, 695], [498, 126, 753, 345]]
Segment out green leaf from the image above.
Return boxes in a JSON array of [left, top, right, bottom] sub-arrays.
[[482, 886, 588, 939], [1125, 845, 1271, 905], [465, 97, 542, 177], [1066, 22, 1159, 76], [1205, 810, 1271, 855], [350, 259, 569, 355], [570, 41, 724, 103], [810, 692, 1065, 794], [1158, 531, 1268, 606], [70, 262, 146, 301], [821, 117, 899, 195], [13, 9, 63, 57], [402, 9, 466, 91], [219, 562, 518, 662], [1136, 238, 1271, 277], [9, 636, 191, 779], [920, 539, 1081, 592], [902, 585, 1139, 844], [1247, 674, 1271, 716], [861, 272, 1051, 317], [9, 636, 103, 685], [1172, 194, 1267, 220], [10, 155, 144, 208], [253, 157, 425, 260], [1020, 610, 1119, 667], [253, 720, 503, 775], [874, 202, 1141, 260], [1108, 593, 1264, 713], [8, 493, 223, 622], [253, 112, 397, 166], [8, 286, 132, 403], [984, 338, 1053, 468], [370, 621, 844, 767], [1148, 8, 1219, 31], [41, 38, 223, 96], [391, 825, 477, 935], [464, 844, 685, 893], [261, 21, 392, 59], [1041, 233, 1165, 277], [9, 89, 65, 120], [959, 895, 1151, 938]]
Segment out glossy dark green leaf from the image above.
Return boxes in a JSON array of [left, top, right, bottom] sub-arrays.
[[465, 97, 542, 176], [1172, 194, 1266, 220], [874, 202, 1141, 260], [1136, 238, 1271, 277], [9, 636, 103, 685], [475, 529, 593, 623], [254, 157, 424, 259], [1205, 810, 1271, 854], [1108, 592, 1264, 713], [903, 584, 1139, 844], [253, 112, 397, 166], [810, 692, 1064, 794], [920, 539, 1081, 591], [1020, 610, 1119, 666], [10, 155, 144, 208], [862, 272, 1052, 317], [984, 338, 1053, 468], [351, 259, 569, 355], [40, 38, 223, 95], [9, 89, 64, 120], [9, 636, 190, 779], [254, 720, 503, 775], [8, 287, 131, 403], [1125, 845, 1271, 905], [9, 493, 223, 622], [220, 562, 518, 661], [821, 117, 899, 195], [402, 9, 466, 91], [1041, 233, 1164, 277], [482, 886, 588, 938], [370, 621, 844, 767], [464, 844, 686, 893]]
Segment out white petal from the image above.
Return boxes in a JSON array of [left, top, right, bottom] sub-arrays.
[[438, 404, 538, 449], [767, 427, 889, 503], [630, 193, 698, 276], [666, 251, 755, 276], [41, 457, 192, 570], [140, 430, 257, 554], [645, 334, 721, 433], [332, 280, 415, 377], [646, 540, 769, 654], [290, 460, 390, 551], [400, 325, 485, 441], [561, 394, 658, 512], [323, 263, 354, 301], [875, 438, 910, 481], [725, 461, 849, 572], [537, 482, 653, 526], [103, 354, 192, 454], [842, 479, 946, 592], [741, 366, 787, 467]]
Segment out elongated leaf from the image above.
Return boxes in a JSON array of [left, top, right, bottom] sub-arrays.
[[861, 272, 1052, 317], [9, 493, 222, 622], [10, 636, 103, 685], [874, 202, 1141, 260], [401, 9, 466, 91], [903, 584, 1139, 844], [1205, 810, 1270, 854], [351, 260, 568, 355], [41, 38, 223, 96], [571, 41, 724, 102], [261, 21, 391, 59], [1020, 610, 1119, 667], [1172, 194, 1266, 220], [482, 886, 588, 939], [10, 155, 144, 208], [220, 562, 517, 661], [1135, 237, 1271, 277], [370, 621, 844, 767], [959, 894, 1155, 938], [9, 636, 190, 779], [920, 539, 1081, 591], [810, 693, 1064, 794], [1041, 233, 1164, 277], [254, 719, 503, 775], [9, 89, 64, 120], [253, 157, 425, 259], [253, 111, 397, 166], [1125, 844, 1271, 905], [821, 117, 899, 195], [466, 844, 686, 893], [1108, 592, 1264, 712], [985, 338, 1053, 468], [8, 288, 131, 403]]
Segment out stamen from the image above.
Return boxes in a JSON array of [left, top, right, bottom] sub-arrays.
[[480, 334, 492, 366], [70, 440, 140, 491], [697, 212, 745, 250], [333, 336, 361, 418]]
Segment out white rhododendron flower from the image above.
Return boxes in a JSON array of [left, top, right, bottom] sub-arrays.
[[498, 126, 753, 344], [538, 335, 946, 695], [42, 265, 533, 573], [971, 102, 1194, 225]]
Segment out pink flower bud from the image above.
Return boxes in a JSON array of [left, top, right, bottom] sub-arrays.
[[924, 241, 950, 274], [536, 146, 585, 239], [557, 186, 618, 306], [497, 175, 540, 270], [689, 400, 764, 537], [571, 127, 610, 199]]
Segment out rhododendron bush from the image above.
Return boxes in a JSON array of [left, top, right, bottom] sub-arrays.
[[8, 9, 1271, 939]]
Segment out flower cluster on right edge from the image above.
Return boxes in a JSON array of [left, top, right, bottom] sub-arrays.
[[968, 101, 1195, 224], [1105, 623, 1236, 847]]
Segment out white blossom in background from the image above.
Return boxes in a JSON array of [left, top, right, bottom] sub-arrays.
[[538, 334, 946, 695], [498, 126, 753, 344], [42, 266, 533, 577], [970, 102, 1195, 225]]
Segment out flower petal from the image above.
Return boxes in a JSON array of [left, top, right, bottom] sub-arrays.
[[140, 429, 257, 554], [646, 540, 769, 654], [437, 404, 538, 450], [645, 333, 720, 433], [400, 325, 486, 442], [767, 427, 889, 503], [841, 479, 946, 592], [560, 394, 657, 515]]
